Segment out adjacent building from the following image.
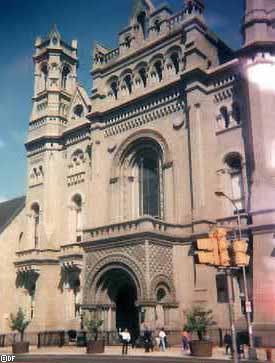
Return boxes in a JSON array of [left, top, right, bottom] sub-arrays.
[[1, 0, 275, 345]]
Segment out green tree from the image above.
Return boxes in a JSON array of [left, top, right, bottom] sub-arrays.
[[85, 317, 103, 341], [10, 308, 30, 342], [184, 306, 216, 341]]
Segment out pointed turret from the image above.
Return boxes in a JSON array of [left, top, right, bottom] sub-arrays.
[[48, 24, 61, 42]]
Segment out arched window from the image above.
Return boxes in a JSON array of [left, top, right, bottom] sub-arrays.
[[72, 194, 82, 241], [124, 74, 132, 94], [139, 68, 147, 87], [135, 146, 162, 218], [232, 102, 241, 125], [157, 287, 166, 302], [31, 204, 40, 248], [73, 104, 84, 118], [224, 153, 244, 211], [125, 35, 131, 48], [220, 106, 230, 128], [71, 149, 84, 167], [61, 65, 71, 89], [154, 19, 161, 33], [18, 232, 23, 251], [111, 81, 118, 99], [41, 64, 48, 90], [154, 60, 163, 82], [171, 52, 180, 74], [137, 11, 147, 39]]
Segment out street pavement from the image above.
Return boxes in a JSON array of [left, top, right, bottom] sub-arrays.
[[0, 345, 269, 362]]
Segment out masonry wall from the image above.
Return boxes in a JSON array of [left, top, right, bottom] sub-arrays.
[[0, 209, 25, 333]]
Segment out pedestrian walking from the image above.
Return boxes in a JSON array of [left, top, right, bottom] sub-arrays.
[[181, 327, 190, 351], [143, 326, 153, 352], [120, 328, 131, 355], [159, 327, 166, 351], [224, 333, 233, 356], [155, 336, 160, 351]]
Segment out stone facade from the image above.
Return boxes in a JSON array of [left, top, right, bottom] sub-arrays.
[[1, 0, 275, 345]]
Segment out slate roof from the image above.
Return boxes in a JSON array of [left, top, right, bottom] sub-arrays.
[[0, 196, 26, 234]]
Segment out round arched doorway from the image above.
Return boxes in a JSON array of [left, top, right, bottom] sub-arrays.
[[96, 268, 140, 340]]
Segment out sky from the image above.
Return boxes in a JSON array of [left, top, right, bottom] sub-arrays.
[[0, 0, 243, 202]]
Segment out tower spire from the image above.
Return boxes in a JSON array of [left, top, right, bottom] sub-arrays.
[[49, 24, 61, 40]]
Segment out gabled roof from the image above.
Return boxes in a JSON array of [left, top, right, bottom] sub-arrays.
[[0, 196, 26, 234]]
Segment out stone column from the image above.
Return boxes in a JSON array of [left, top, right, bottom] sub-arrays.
[[163, 162, 174, 221]]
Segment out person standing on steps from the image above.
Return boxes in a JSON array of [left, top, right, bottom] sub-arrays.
[[181, 327, 190, 352], [120, 328, 131, 355], [224, 333, 233, 356], [159, 327, 166, 352], [143, 325, 153, 352]]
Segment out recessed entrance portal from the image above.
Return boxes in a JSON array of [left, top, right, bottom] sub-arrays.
[[96, 268, 140, 340]]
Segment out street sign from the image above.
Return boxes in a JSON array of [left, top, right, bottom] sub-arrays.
[[245, 301, 252, 313]]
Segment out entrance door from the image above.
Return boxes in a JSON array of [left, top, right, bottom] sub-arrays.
[[96, 268, 140, 341], [116, 282, 139, 341]]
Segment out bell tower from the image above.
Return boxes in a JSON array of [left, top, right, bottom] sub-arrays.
[[25, 27, 78, 251], [30, 26, 78, 140]]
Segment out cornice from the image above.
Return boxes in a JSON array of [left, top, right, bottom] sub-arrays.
[[236, 41, 275, 58]]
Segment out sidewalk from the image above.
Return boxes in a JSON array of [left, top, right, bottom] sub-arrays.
[[0, 345, 270, 361]]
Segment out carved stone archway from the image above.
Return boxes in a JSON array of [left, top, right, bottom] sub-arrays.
[[83, 253, 148, 305], [83, 254, 146, 337]]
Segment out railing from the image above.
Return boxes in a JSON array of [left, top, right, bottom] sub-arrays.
[[83, 216, 194, 242], [0, 334, 5, 347], [16, 249, 59, 261], [60, 243, 83, 257], [0, 333, 38, 347], [37, 331, 65, 348], [95, 48, 120, 66], [167, 10, 185, 30], [104, 48, 120, 63], [0, 328, 257, 348]]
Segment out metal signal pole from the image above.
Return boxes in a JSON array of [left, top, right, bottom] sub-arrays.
[[215, 191, 257, 360], [226, 268, 239, 363]]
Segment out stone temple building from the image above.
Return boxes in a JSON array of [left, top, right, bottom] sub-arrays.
[[1, 0, 275, 345]]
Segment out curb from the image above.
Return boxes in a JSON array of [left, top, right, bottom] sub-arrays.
[[10, 354, 266, 363]]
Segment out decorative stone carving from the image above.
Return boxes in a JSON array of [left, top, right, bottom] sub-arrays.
[[172, 113, 185, 129], [148, 242, 173, 277], [150, 273, 176, 301], [83, 248, 147, 304]]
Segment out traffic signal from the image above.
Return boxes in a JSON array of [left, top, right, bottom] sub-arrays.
[[233, 240, 250, 266], [196, 228, 230, 267], [218, 237, 231, 267], [210, 228, 227, 240], [196, 237, 220, 266], [210, 228, 230, 267]]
